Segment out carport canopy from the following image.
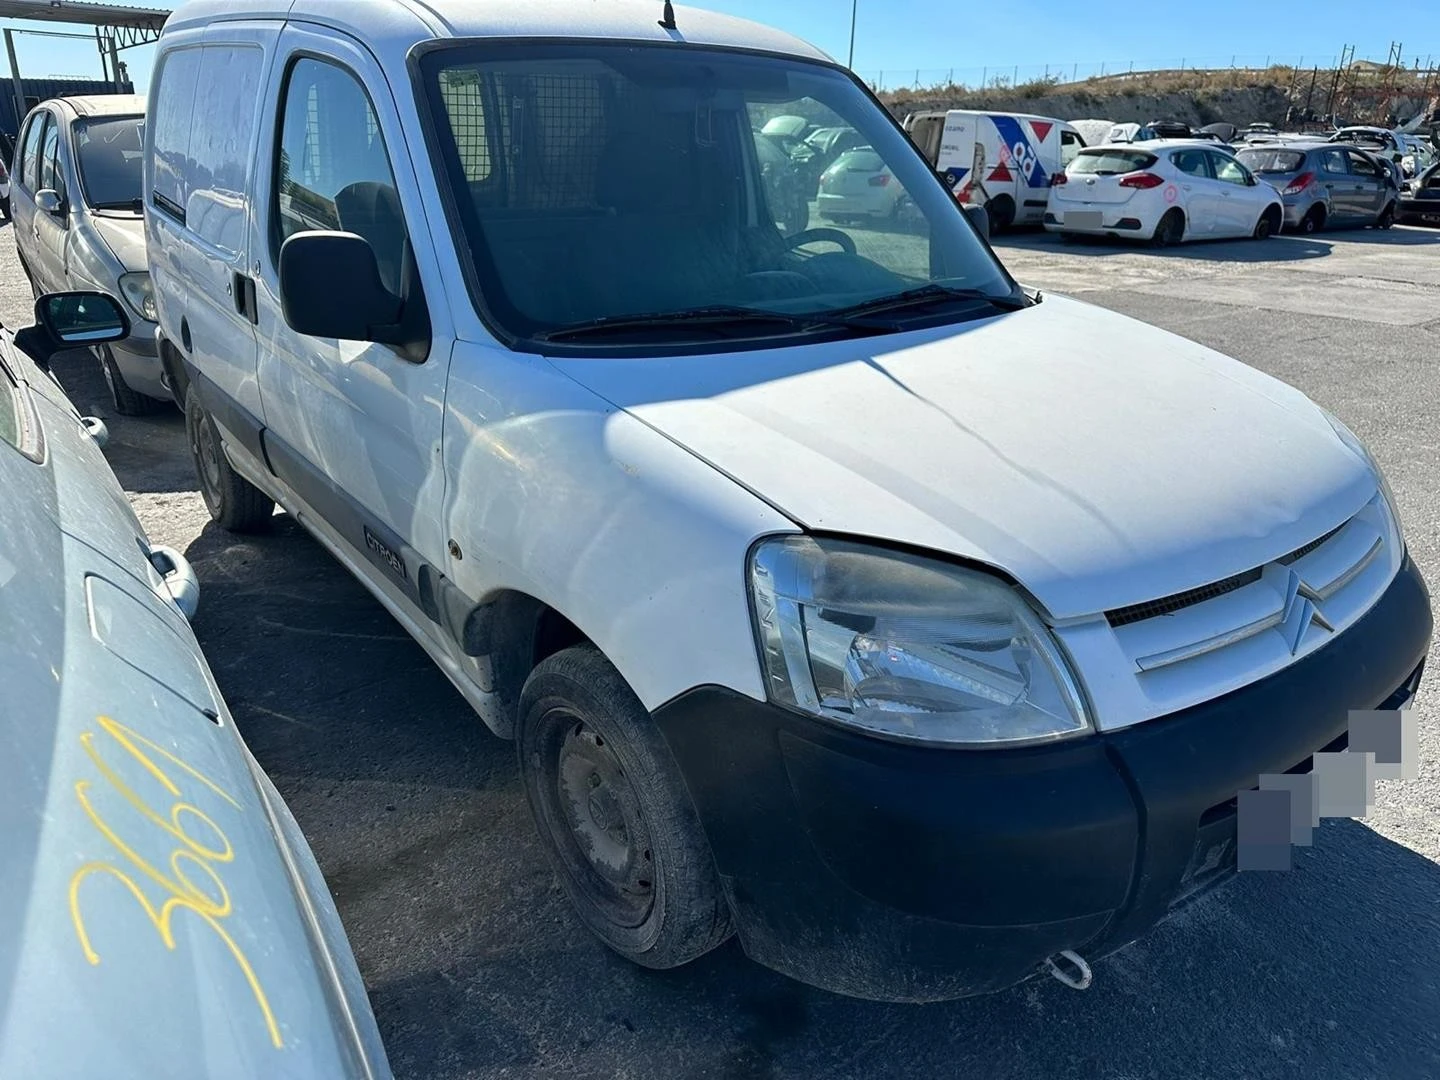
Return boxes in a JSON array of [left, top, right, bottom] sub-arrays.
[[0, 1, 169, 47]]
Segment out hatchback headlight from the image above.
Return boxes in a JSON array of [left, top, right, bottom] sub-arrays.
[[748, 536, 1091, 746], [118, 271, 156, 323]]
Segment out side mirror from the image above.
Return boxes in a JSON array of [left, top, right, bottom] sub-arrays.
[[279, 231, 403, 342], [35, 189, 65, 215], [13, 291, 129, 371], [964, 203, 990, 240]]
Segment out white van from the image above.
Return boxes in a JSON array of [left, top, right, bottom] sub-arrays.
[[906, 109, 1086, 229], [146, 0, 1431, 1003]]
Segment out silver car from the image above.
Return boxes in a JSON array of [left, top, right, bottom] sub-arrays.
[[1235, 142, 1398, 233], [0, 293, 392, 1079], [9, 96, 167, 415]]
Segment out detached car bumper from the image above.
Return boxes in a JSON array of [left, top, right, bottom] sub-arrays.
[[654, 554, 1431, 1002]]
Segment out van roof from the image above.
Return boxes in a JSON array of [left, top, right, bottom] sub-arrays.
[[165, 0, 829, 63], [942, 108, 1072, 125]]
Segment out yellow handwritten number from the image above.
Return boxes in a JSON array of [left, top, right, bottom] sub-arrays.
[[67, 716, 283, 1049]]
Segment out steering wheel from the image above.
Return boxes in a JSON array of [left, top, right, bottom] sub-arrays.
[[784, 227, 857, 255]]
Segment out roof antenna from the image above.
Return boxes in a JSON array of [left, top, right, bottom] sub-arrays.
[[658, 1, 677, 30]]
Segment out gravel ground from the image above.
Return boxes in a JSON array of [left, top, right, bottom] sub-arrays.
[[5, 217, 1439, 1080]]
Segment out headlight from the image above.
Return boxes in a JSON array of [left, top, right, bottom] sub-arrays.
[[1322, 409, 1403, 538], [748, 536, 1091, 746], [118, 271, 156, 323]]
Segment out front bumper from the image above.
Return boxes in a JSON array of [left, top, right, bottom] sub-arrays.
[[654, 554, 1431, 1001], [1399, 198, 1440, 226], [105, 324, 167, 400]]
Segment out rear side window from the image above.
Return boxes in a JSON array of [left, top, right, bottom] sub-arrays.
[[187, 44, 265, 254], [1069, 149, 1156, 175], [1235, 149, 1304, 174], [1347, 152, 1381, 178], [19, 111, 47, 190], [274, 58, 409, 296], [1169, 149, 1211, 178], [149, 46, 203, 220]]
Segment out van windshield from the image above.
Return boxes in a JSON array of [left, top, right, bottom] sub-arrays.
[[418, 43, 1017, 350]]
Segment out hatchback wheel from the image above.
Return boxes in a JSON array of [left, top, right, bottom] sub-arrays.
[[99, 346, 168, 416], [1253, 208, 1280, 240], [1151, 209, 1184, 247], [1377, 202, 1396, 230], [1300, 206, 1325, 234], [517, 645, 733, 970], [185, 389, 274, 532]]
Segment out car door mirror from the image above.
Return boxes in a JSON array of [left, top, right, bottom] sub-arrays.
[[279, 231, 403, 342], [964, 203, 990, 240], [35, 188, 65, 215], [39, 292, 129, 344], [13, 291, 130, 371]]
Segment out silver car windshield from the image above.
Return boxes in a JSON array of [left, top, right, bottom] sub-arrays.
[[74, 116, 145, 211], [418, 43, 1015, 348]]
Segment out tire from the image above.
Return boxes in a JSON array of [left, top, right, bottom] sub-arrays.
[[517, 645, 734, 970], [1253, 207, 1280, 240], [99, 345, 168, 416], [1377, 202, 1396, 230], [185, 388, 274, 532], [0, 195, 9, 221], [987, 195, 1016, 233], [1151, 209, 1184, 247], [1299, 206, 1326, 234]]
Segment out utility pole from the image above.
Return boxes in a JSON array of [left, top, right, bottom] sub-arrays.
[[847, 0, 858, 70], [5, 29, 23, 136]]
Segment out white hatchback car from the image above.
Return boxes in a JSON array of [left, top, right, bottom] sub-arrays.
[[1046, 140, 1284, 245], [147, 0, 1430, 1004]]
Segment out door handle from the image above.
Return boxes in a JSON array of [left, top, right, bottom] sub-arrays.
[[232, 271, 259, 325]]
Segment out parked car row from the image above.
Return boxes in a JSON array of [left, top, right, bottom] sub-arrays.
[[2, 0, 1432, 1069]]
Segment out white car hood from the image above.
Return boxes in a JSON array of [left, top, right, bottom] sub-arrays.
[[549, 294, 1375, 620]]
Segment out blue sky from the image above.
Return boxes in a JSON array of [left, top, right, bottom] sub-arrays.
[[2, 1, 1436, 93]]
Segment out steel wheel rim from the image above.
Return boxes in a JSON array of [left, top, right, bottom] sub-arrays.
[[190, 407, 224, 508], [546, 713, 656, 929]]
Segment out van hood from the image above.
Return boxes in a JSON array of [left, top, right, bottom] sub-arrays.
[[548, 294, 1375, 620], [87, 213, 146, 272]]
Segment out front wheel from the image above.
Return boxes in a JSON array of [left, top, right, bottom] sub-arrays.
[[1377, 202, 1396, 230], [517, 645, 733, 970], [185, 388, 274, 532], [1253, 207, 1280, 240], [99, 346, 168, 416]]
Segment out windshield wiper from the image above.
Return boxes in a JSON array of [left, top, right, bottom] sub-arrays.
[[533, 305, 880, 343], [90, 198, 143, 212], [825, 284, 1030, 322]]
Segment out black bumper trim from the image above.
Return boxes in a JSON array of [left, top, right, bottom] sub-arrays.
[[652, 554, 1431, 1000]]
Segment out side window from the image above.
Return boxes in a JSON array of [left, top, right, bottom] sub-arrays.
[[39, 118, 65, 199], [274, 58, 408, 295], [1170, 149, 1210, 178], [150, 46, 204, 220], [186, 43, 265, 254], [1347, 152, 1380, 178], [1319, 149, 1349, 174], [1211, 153, 1248, 186], [19, 111, 46, 190]]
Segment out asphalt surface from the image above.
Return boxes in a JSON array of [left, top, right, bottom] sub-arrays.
[[4, 217, 1440, 1080]]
